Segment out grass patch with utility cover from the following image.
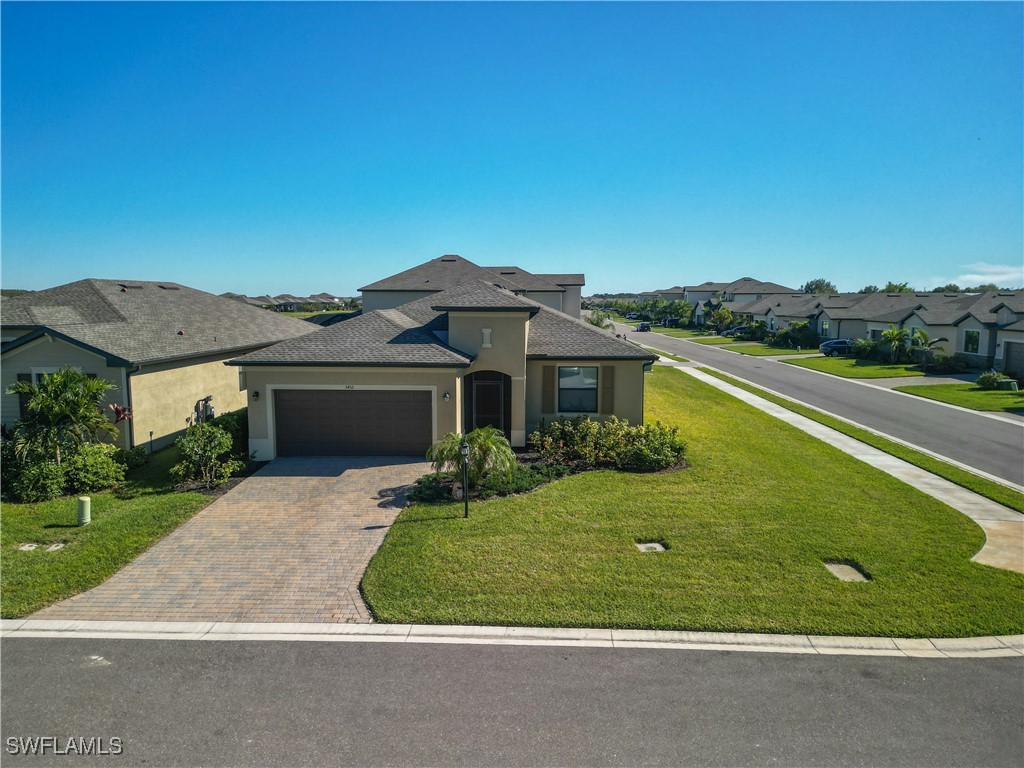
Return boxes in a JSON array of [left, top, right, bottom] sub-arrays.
[[363, 368, 1023, 637], [698, 368, 1024, 513], [783, 356, 925, 378], [1, 448, 210, 618], [892, 383, 1024, 415]]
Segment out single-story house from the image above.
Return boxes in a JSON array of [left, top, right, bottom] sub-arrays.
[[229, 281, 656, 460], [359, 254, 585, 318], [1, 279, 316, 450]]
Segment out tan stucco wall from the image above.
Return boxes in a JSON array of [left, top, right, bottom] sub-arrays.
[[1, 337, 129, 448], [955, 316, 994, 367], [361, 290, 437, 311], [130, 353, 250, 451], [522, 292, 563, 313], [524, 359, 646, 436], [238, 366, 463, 460], [447, 311, 530, 444]]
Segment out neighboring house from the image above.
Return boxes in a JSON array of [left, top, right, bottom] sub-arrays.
[[229, 281, 655, 460], [1, 279, 316, 451], [686, 278, 798, 326], [814, 291, 1023, 370], [359, 254, 585, 318], [640, 286, 687, 302]]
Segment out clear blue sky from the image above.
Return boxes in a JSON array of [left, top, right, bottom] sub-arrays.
[[2, 2, 1021, 296]]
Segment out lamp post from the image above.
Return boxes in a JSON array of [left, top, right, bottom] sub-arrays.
[[460, 437, 470, 518]]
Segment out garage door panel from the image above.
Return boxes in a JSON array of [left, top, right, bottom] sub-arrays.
[[274, 389, 432, 456]]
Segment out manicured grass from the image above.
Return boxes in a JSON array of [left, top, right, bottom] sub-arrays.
[[893, 383, 1024, 415], [699, 368, 1024, 513], [363, 368, 1024, 637], [728, 344, 819, 357], [783, 356, 925, 378], [1, 448, 210, 618], [688, 335, 738, 345], [655, 352, 689, 364]]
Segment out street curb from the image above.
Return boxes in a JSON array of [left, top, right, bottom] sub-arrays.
[[2, 620, 1021, 659]]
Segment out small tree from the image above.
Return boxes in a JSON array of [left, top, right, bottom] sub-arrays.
[[584, 310, 614, 330], [911, 328, 948, 371], [710, 307, 733, 331], [426, 426, 516, 489], [880, 324, 910, 363], [882, 281, 914, 294], [800, 278, 837, 294], [5, 366, 118, 464]]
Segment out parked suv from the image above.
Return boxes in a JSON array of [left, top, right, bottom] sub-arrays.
[[636, 322, 652, 332], [721, 326, 749, 337], [662, 318, 680, 328], [819, 338, 854, 356]]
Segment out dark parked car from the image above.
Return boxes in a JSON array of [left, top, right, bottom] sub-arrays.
[[721, 326, 749, 337], [662, 318, 681, 328], [819, 338, 854, 356], [636, 322, 652, 332], [625, 313, 640, 320]]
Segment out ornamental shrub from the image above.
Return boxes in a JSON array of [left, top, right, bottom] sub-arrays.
[[977, 370, 1008, 390], [530, 417, 686, 473], [65, 442, 126, 493], [171, 422, 243, 487], [114, 446, 149, 469], [8, 460, 66, 503], [211, 408, 249, 456], [928, 353, 970, 374]]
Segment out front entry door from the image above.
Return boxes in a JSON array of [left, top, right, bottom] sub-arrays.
[[463, 371, 512, 441]]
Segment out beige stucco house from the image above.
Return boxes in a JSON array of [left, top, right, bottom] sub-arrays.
[[1, 279, 316, 450], [230, 281, 655, 460]]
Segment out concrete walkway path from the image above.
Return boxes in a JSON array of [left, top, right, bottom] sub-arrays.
[[664, 362, 1024, 573], [31, 457, 430, 623]]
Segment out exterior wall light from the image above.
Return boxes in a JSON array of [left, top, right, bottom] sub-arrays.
[[443, 391, 450, 402], [253, 391, 260, 401]]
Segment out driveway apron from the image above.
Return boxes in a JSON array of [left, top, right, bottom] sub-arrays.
[[31, 457, 430, 623]]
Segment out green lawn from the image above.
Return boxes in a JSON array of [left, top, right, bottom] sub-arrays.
[[363, 368, 1024, 637], [281, 310, 358, 320], [728, 344, 820, 357], [783, 356, 925, 378], [655, 352, 689, 364], [687, 335, 738, 345], [1, 448, 210, 618], [699, 368, 1024, 513], [893, 383, 1024, 415]]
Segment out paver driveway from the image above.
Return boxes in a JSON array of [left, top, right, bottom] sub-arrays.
[[32, 457, 430, 623]]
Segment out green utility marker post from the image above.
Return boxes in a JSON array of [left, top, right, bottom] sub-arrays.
[[78, 496, 91, 526]]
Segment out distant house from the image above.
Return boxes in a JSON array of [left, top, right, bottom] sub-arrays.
[[684, 278, 798, 326], [2, 280, 316, 450], [359, 254, 585, 318]]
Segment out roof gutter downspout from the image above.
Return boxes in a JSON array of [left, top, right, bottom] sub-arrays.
[[123, 366, 139, 449]]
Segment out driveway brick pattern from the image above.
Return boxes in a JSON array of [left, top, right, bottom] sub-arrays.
[[32, 457, 430, 623]]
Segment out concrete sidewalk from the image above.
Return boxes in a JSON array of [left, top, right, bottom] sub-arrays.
[[667, 362, 1024, 573]]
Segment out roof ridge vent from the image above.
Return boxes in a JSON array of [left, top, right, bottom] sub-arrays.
[[118, 284, 144, 291], [157, 284, 180, 290], [440, 255, 459, 262]]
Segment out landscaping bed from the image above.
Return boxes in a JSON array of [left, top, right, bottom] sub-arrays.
[[892, 383, 1024, 415], [363, 368, 1024, 637], [782, 356, 926, 378]]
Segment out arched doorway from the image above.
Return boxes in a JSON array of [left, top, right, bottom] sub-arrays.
[[462, 370, 512, 441]]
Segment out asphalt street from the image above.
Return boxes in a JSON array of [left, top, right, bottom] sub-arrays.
[[625, 326, 1024, 486], [2, 638, 1022, 767]]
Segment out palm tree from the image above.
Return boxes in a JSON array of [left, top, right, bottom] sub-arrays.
[[584, 310, 614, 331], [426, 426, 516, 489], [5, 366, 118, 464], [911, 328, 948, 372], [880, 324, 910, 363]]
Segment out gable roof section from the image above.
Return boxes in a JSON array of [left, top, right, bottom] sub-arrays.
[[2, 279, 316, 365], [537, 273, 586, 287], [360, 254, 529, 293], [483, 267, 565, 292], [231, 282, 653, 367]]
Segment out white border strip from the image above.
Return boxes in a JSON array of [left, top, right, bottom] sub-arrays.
[[2, 620, 1020, 659]]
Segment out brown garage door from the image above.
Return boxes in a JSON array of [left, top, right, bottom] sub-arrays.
[[274, 389, 432, 456], [1005, 342, 1024, 376]]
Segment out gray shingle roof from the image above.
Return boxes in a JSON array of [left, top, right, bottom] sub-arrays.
[[359, 254, 533, 293], [231, 282, 653, 367], [483, 267, 564, 292], [230, 308, 473, 367], [537, 273, 586, 287], [1, 279, 316, 365]]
